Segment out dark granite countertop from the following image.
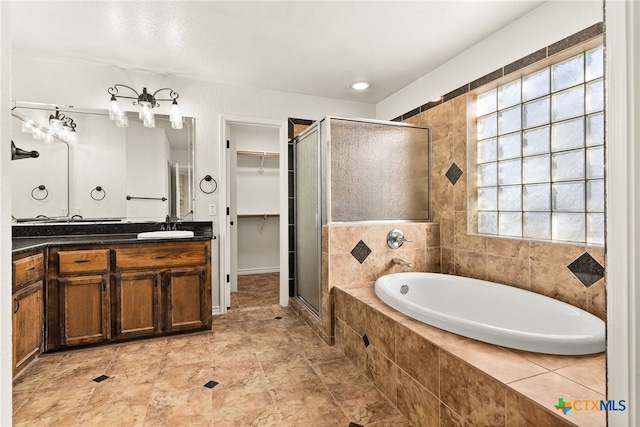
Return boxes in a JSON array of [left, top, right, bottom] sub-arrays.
[[12, 221, 215, 255]]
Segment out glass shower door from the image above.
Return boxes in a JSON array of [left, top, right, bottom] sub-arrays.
[[295, 127, 321, 314]]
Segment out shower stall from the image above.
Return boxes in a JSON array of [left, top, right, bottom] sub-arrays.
[[294, 116, 431, 316]]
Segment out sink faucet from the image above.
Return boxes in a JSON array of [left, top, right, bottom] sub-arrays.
[[161, 215, 177, 231], [393, 257, 413, 268]]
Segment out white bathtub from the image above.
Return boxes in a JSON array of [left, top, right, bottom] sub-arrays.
[[374, 272, 605, 355]]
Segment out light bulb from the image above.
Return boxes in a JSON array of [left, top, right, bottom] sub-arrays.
[[32, 127, 44, 140], [143, 115, 155, 128], [115, 112, 129, 128], [21, 122, 33, 133], [171, 119, 183, 130], [44, 133, 54, 144], [67, 131, 77, 145], [108, 97, 121, 120]]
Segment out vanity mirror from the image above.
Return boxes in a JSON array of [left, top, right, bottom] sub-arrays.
[[11, 102, 195, 222]]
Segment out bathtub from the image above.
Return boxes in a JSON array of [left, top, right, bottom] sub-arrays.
[[374, 272, 605, 355]]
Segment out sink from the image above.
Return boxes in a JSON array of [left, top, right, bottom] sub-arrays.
[[137, 230, 195, 240]]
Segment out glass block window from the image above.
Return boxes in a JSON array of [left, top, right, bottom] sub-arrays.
[[475, 46, 604, 245]]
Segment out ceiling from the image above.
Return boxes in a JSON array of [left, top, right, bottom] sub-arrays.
[[10, 0, 547, 104]]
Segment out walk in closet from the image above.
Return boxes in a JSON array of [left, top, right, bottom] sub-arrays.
[[228, 124, 280, 296]]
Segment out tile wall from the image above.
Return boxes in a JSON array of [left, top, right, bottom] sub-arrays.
[[400, 25, 606, 321]]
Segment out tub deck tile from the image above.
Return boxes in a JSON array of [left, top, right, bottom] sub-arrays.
[[442, 338, 548, 384]]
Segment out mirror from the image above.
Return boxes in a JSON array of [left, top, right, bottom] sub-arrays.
[[10, 102, 195, 222]]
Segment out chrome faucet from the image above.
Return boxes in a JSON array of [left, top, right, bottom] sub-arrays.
[[161, 215, 178, 231], [387, 229, 413, 249], [393, 257, 413, 268]]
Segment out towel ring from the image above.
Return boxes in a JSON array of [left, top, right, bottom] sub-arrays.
[[199, 175, 218, 194], [91, 186, 106, 201], [31, 185, 48, 201]]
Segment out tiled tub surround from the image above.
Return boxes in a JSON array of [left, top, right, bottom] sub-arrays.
[[334, 285, 606, 427], [291, 222, 441, 345], [402, 79, 605, 321]]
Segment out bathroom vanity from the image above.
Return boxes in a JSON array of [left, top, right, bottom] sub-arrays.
[[11, 222, 214, 377]]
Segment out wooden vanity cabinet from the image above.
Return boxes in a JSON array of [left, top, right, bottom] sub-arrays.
[[114, 242, 212, 339], [12, 252, 45, 376], [45, 240, 211, 351], [54, 249, 111, 347]]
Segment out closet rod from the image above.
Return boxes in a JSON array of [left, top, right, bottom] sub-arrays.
[[237, 150, 279, 157]]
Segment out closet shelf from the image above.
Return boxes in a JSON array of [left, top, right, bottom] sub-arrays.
[[238, 213, 279, 218], [237, 150, 279, 157], [237, 150, 279, 174]]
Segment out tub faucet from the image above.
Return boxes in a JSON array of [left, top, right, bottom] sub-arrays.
[[393, 257, 413, 268]]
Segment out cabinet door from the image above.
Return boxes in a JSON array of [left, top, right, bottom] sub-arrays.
[[58, 275, 110, 346], [12, 282, 43, 376], [165, 267, 208, 332], [114, 271, 161, 340]]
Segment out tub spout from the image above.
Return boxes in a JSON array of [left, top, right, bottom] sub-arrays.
[[393, 257, 413, 268]]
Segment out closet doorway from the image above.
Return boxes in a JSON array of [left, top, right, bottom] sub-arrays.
[[220, 116, 288, 313]]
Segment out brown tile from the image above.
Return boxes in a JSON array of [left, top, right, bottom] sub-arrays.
[[587, 280, 606, 320], [440, 351, 506, 426], [366, 304, 396, 361], [395, 323, 440, 396], [486, 254, 530, 290], [530, 261, 588, 310], [486, 238, 529, 259], [145, 387, 214, 426], [441, 248, 455, 275], [440, 211, 455, 248], [529, 241, 585, 266], [335, 318, 367, 371], [366, 346, 397, 404], [441, 402, 469, 427], [396, 369, 439, 427], [340, 388, 407, 426], [442, 339, 547, 384], [454, 211, 486, 253], [454, 250, 487, 280], [555, 353, 606, 395], [506, 350, 600, 372], [506, 388, 573, 427], [508, 372, 605, 427]]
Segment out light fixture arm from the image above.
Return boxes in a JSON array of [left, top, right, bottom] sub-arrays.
[[151, 87, 180, 104], [108, 84, 180, 108], [107, 84, 141, 102]]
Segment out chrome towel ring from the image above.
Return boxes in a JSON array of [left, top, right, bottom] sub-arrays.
[[31, 185, 48, 200]]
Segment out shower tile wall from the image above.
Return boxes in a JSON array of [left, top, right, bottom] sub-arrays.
[[319, 222, 441, 343]]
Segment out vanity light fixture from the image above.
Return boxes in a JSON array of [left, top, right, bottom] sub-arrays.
[[350, 81, 370, 91], [107, 84, 183, 129], [17, 108, 77, 145], [48, 108, 78, 145]]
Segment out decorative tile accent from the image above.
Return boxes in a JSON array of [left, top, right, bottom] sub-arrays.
[[445, 163, 463, 186], [349, 423, 364, 427], [350, 240, 372, 264], [203, 380, 219, 389], [93, 375, 109, 383], [567, 252, 605, 288], [362, 333, 370, 348], [274, 316, 283, 320]]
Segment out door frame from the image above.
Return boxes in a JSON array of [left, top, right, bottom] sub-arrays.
[[219, 115, 289, 313]]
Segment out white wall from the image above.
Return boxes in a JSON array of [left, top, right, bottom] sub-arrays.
[[376, 1, 604, 120], [0, 2, 11, 424], [9, 54, 374, 309]]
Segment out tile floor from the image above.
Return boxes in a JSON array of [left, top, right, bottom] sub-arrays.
[[230, 273, 281, 309], [12, 274, 412, 426]]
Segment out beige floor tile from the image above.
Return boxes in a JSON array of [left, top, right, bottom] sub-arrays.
[[13, 278, 414, 426]]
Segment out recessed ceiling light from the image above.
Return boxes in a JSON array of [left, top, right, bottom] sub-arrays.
[[350, 81, 370, 91]]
